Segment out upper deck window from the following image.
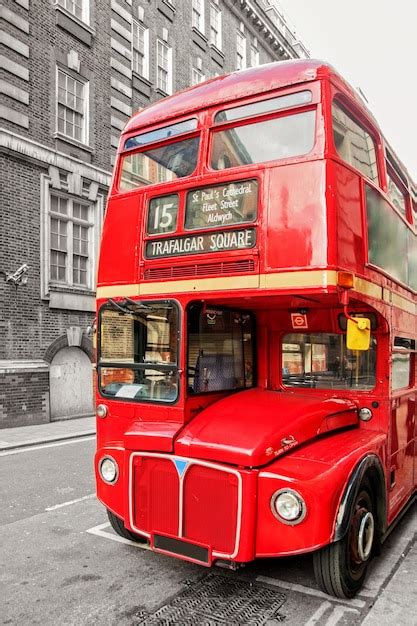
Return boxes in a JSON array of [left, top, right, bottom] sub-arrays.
[[215, 90, 312, 123], [211, 110, 315, 171], [119, 136, 200, 191], [387, 169, 407, 217], [125, 119, 197, 150], [332, 101, 378, 184]]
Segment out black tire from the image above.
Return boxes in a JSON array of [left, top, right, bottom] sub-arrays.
[[107, 509, 147, 543], [313, 482, 375, 598]]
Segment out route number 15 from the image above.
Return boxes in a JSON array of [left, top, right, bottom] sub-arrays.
[[147, 194, 178, 235]]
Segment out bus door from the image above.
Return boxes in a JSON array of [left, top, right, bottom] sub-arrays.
[[389, 337, 415, 516]]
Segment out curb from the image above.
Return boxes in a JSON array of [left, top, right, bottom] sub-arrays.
[[0, 430, 96, 452]]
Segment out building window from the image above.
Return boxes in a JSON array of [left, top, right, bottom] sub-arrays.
[[250, 45, 259, 67], [236, 31, 247, 70], [50, 194, 93, 288], [209, 2, 221, 49], [132, 21, 149, 79], [57, 68, 88, 144], [192, 0, 205, 33], [57, 0, 89, 24], [191, 67, 205, 85], [157, 40, 172, 95]]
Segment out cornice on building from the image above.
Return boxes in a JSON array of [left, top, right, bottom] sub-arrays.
[[0, 128, 111, 187], [229, 0, 309, 60]]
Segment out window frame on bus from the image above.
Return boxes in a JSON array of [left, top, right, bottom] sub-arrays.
[[208, 83, 321, 174], [330, 93, 381, 187], [385, 152, 411, 223], [115, 116, 202, 195]]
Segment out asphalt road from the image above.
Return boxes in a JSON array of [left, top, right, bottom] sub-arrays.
[[0, 437, 415, 625]]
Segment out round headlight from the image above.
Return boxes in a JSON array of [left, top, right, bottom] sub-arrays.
[[359, 407, 372, 422], [99, 456, 118, 484], [271, 489, 306, 524], [97, 404, 108, 418]]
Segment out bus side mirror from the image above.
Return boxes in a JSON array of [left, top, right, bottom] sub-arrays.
[[346, 318, 371, 351]]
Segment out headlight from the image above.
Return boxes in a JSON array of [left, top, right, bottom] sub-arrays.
[[99, 456, 118, 484], [97, 404, 108, 418], [359, 407, 372, 421], [271, 489, 306, 524]]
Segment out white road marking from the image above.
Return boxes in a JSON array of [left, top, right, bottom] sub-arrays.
[[86, 522, 151, 550], [0, 436, 95, 457], [325, 605, 359, 625], [304, 601, 332, 625], [256, 575, 366, 608], [45, 493, 96, 511]]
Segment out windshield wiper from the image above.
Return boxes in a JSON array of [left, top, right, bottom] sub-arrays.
[[107, 298, 132, 314]]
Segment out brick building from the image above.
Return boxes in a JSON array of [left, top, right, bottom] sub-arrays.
[[0, 0, 308, 428]]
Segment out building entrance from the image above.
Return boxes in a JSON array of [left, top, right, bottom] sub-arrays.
[[50, 347, 94, 421]]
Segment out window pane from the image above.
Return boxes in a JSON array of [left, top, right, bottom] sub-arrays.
[[211, 110, 315, 170], [282, 333, 376, 390], [392, 353, 411, 390], [387, 171, 407, 216], [125, 119, 197, 150], [215, 91, 312, 123], [366, 185, 408, 284], [187, 305, 254, 393], [332, 101, 378, 183], [119, 137, 200, 191], [99, 302, 179, 403], [57, 69, 86, 142]]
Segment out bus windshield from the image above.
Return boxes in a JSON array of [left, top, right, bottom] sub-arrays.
[[282, 333, 376, 390], [98, 301, 179, 403], [119, 136, 200, 191]]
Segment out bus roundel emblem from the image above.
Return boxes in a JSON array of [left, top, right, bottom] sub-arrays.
[[291, 313, 308, 329]]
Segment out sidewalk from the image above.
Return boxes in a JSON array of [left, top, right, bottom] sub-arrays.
[[0, 415, 96, 450], [363, 507, 417, 625]]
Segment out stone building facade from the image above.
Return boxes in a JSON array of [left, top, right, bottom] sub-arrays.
[[0, 0, 308, 428]]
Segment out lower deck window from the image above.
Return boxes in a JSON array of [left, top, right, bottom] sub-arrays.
[[282, 333, 376, 390], [187, 305, 254, 393]]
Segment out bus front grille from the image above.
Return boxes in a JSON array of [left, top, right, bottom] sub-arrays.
[[131, 454, 240, 558]]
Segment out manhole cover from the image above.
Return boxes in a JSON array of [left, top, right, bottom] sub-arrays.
[[136, 573, 286, 625]]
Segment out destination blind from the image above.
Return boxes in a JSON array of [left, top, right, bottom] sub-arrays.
[[185, 179, 258, 230], [145, 228, 256, 259]]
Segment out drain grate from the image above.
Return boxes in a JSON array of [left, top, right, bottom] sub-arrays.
[[136, 573, 286, 625]]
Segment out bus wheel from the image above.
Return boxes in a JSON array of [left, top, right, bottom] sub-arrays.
[[313, 482, 375, 598], [107, 509, 147, 543]]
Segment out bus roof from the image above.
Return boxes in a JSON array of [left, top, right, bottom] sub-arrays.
[[124, 59, 335, 135]]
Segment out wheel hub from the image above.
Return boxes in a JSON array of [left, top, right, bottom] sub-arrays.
[[357, 510, 374, 562]]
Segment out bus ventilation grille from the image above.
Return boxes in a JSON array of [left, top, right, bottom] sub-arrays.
[[144, 259, 255, 280]]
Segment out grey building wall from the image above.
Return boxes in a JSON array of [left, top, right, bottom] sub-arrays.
[[0, 0, 308, 427]]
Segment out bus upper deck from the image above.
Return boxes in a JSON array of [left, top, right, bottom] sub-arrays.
[[98, 59, 416, 302]]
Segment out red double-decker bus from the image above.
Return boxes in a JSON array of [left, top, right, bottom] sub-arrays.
[[95, 60, 416, 598]]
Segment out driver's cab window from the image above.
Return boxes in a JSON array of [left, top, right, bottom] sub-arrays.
[[187, 304, 254, 393]]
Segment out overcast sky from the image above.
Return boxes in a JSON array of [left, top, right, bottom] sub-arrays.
[[278, 0, 417, 181]]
